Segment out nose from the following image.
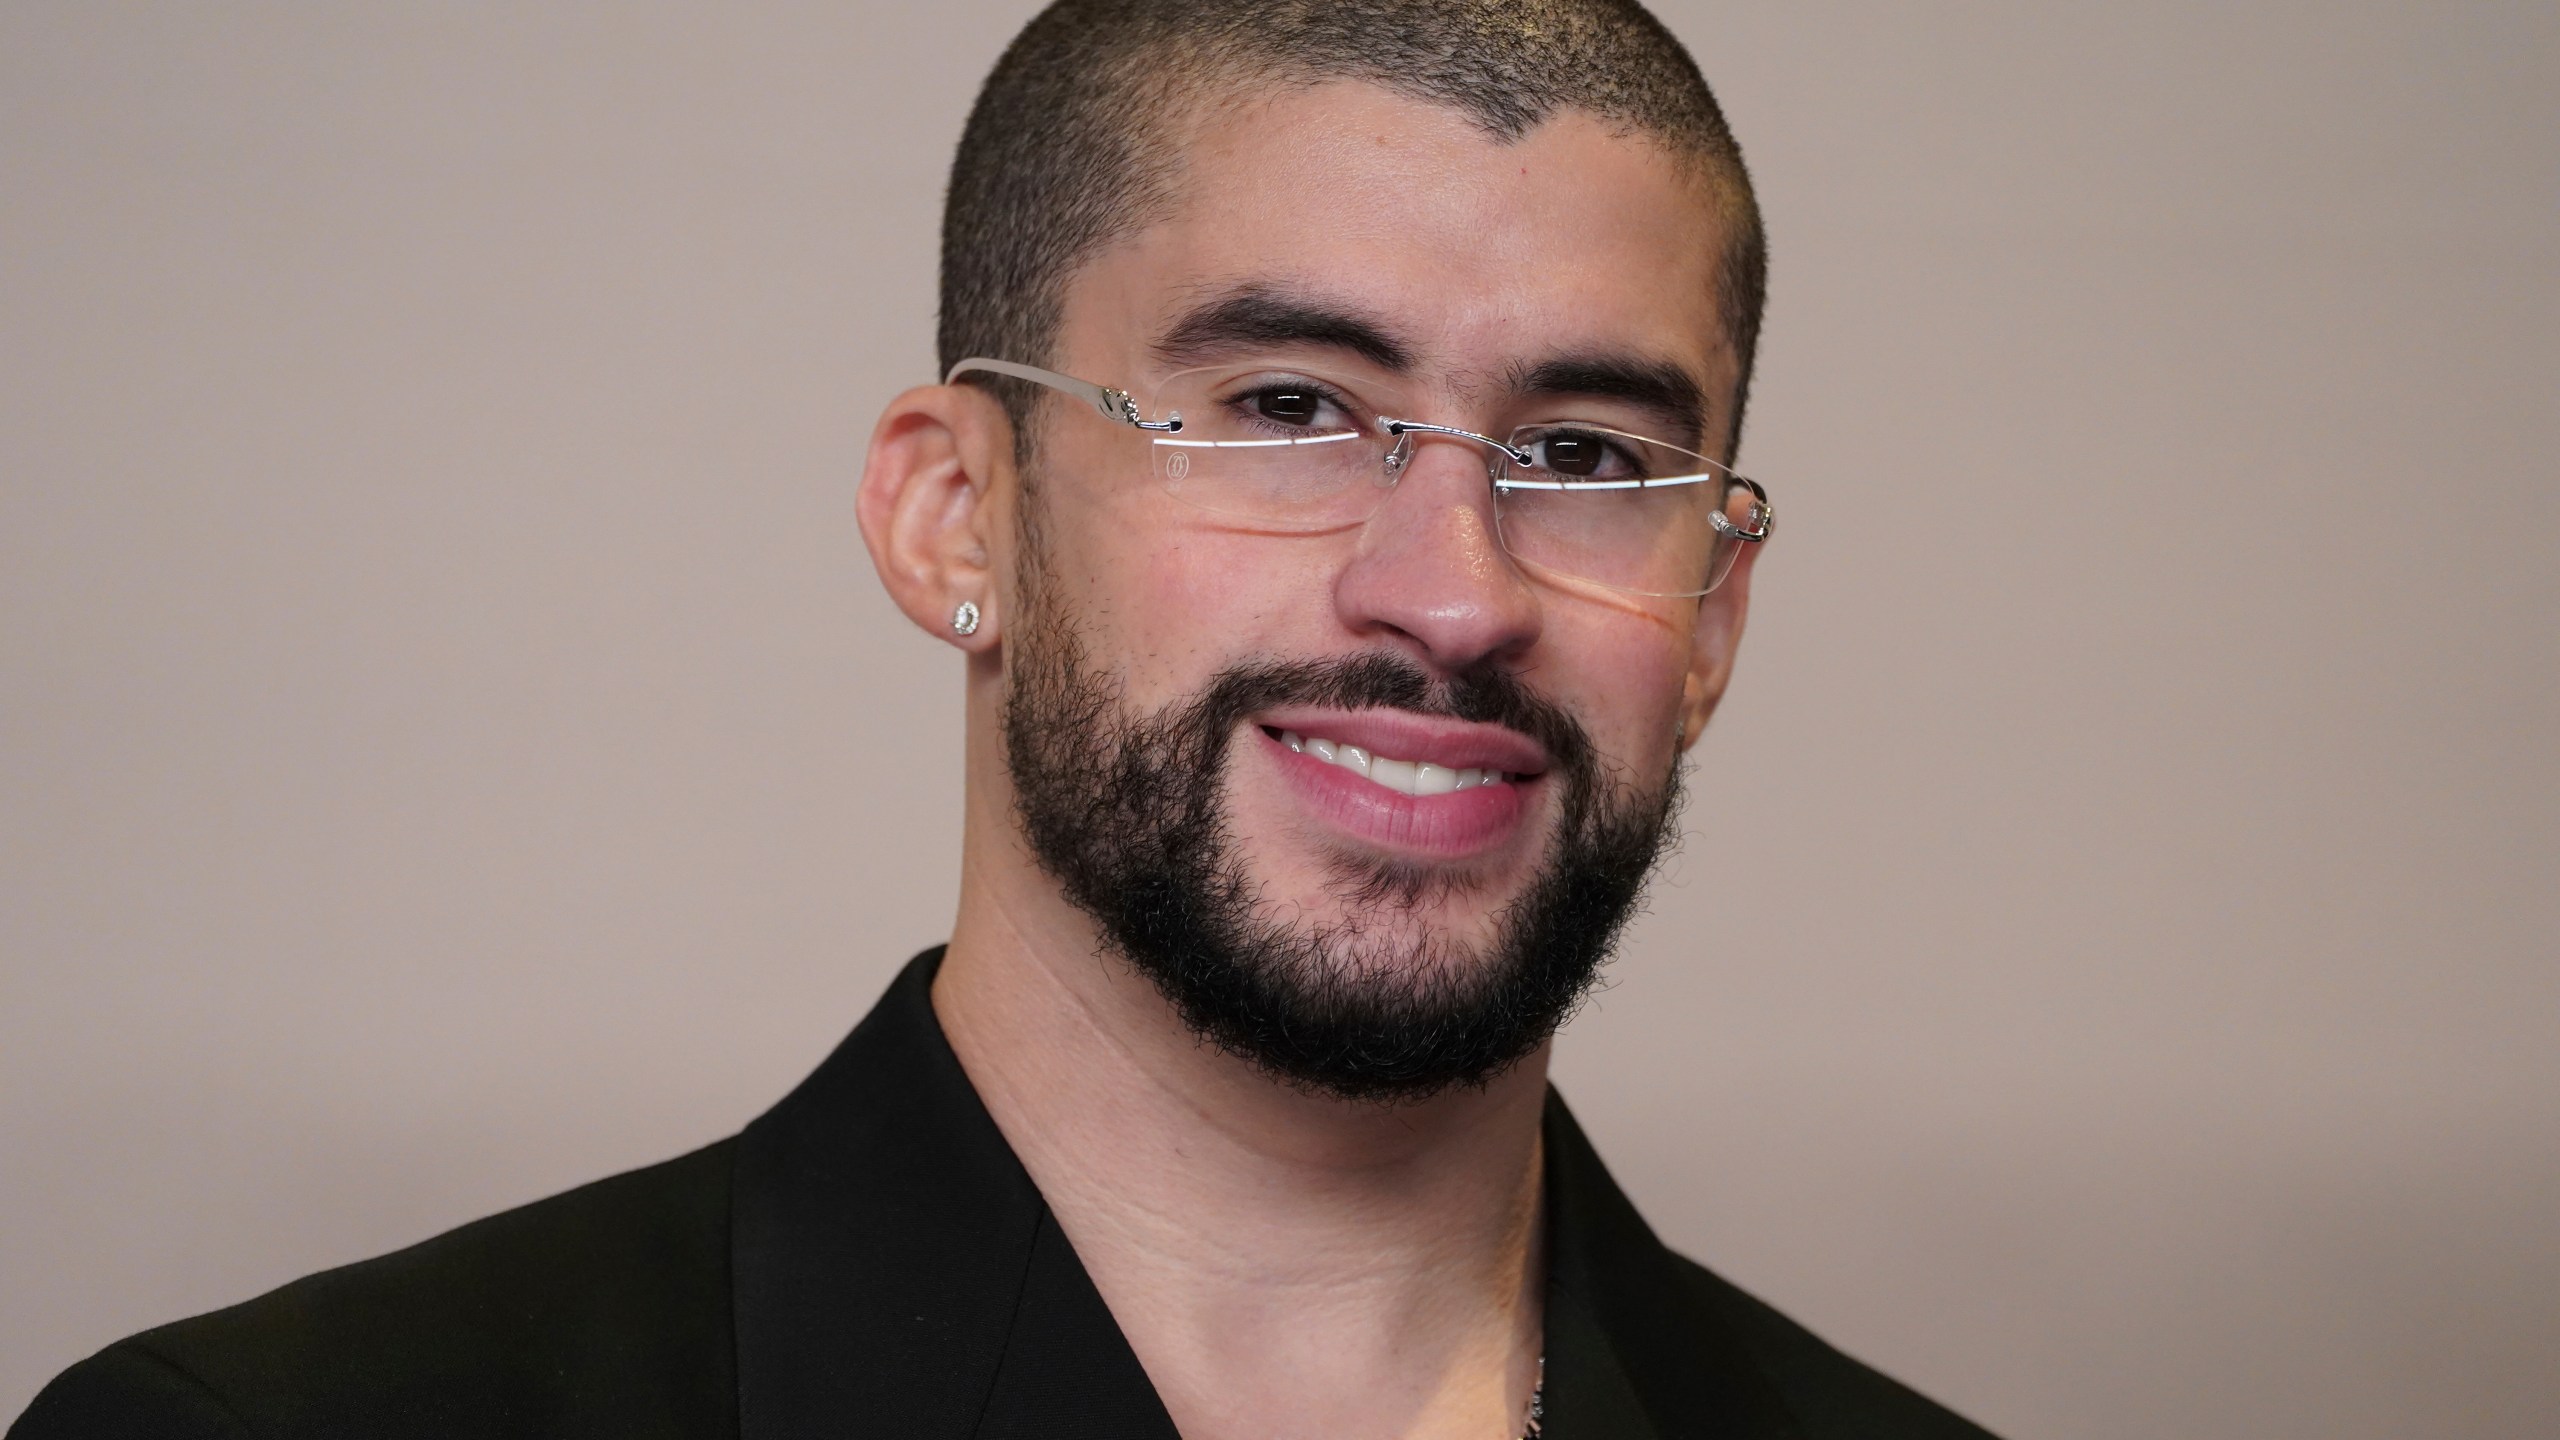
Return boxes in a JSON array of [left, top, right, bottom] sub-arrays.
[[1331, 427, 1543, 673]]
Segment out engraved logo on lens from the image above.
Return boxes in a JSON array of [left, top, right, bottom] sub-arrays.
[[1165, 450, 1191, 480]]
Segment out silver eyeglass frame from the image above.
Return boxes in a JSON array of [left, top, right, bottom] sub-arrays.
[[945, 357, 1185, 433], [1377, 417, 1773, 544], [943, 356, 1775, 550]]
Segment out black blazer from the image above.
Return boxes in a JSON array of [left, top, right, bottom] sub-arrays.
[[15, 949, 1996, 1439]]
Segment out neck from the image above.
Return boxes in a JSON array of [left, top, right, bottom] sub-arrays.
[[934, 821, 1549, 1440]]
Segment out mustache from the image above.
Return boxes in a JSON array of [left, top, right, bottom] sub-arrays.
[[1176, 652, 1597, 783]]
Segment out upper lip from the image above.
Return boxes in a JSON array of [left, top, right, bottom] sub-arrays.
[[1255, 707, 1550, 776]]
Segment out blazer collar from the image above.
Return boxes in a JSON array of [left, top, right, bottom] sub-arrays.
[[1541, 1090, 1808, 1440], [732, 947, 1803, 1440]]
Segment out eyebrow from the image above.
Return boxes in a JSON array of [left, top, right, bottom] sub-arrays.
[[1511, 354, 1710, 450], [1152, 285, 1415, 372]]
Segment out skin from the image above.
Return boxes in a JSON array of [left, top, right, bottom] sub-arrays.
[[856, 81, 1761, 1440]]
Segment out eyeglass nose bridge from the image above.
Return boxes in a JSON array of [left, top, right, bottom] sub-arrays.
[[1378, 418, 1534, 487]]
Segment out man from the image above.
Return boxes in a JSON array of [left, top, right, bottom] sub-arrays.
[[15, 2, 1993, 1437]]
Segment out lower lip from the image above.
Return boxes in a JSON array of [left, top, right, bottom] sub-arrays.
[[1260, 730, 1536, 857]]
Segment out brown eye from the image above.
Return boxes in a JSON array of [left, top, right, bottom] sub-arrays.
[[1538, 431, 1607, 476], [1255, 389, 1321, 426]]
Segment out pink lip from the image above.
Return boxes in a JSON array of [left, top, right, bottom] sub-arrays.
[[1254, 721, 1542, 858], [1253, 707, 1550, 777]]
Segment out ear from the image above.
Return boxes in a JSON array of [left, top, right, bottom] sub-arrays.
[[856, 383, 1015, 650], [1675, 538, 1763, 752]]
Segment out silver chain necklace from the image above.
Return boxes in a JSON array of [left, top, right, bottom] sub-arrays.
[[1516, 1353, 1546, 1439]]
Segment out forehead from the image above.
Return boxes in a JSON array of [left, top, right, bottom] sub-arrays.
[[1059, 80, 1735, 407]]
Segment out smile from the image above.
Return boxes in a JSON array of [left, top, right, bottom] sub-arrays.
[[1265, 727, 1517, 796], [1249, 708, 1548, 857]]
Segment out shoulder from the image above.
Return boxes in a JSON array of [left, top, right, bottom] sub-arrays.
[[1669, 1253, 2001, 1440], [12, 1139, 738, 1440]]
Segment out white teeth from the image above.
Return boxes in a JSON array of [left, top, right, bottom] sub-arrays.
[[1276, 728, 1514, 796], [1366, 756, 1417, 792]]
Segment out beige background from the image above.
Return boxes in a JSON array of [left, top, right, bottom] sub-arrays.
[[4, 3, 2554, 1435]]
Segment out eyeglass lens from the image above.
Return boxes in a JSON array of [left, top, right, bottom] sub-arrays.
[[1141, 364, 1762, 598]]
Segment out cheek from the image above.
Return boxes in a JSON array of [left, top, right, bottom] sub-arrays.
[[1041, 495, 1325, 696], [1550, 611, 1694, 765], [1122, 536, 1244, 673]]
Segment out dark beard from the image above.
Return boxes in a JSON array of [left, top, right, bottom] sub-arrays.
[[1000, 589, 1686, 1103]]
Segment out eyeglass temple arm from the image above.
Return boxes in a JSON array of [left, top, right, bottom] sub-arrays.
[[943, 358, 1184, 433]]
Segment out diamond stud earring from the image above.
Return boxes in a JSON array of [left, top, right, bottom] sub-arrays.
[[951, 601, 981, 637]]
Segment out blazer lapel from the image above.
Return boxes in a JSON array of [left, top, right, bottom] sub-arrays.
[[731, 948, 1176, 1440], [969, 1208, 1184, 1438]]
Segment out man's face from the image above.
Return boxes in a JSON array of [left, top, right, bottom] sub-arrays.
[[994, 82, 1749, 1096]]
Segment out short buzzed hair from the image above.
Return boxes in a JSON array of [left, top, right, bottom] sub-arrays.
[[939, 0, 1768, 457]]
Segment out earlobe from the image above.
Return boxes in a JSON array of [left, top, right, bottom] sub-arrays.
[[1676, 541, 1761, 752], [855, 384, 1013, 650]]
